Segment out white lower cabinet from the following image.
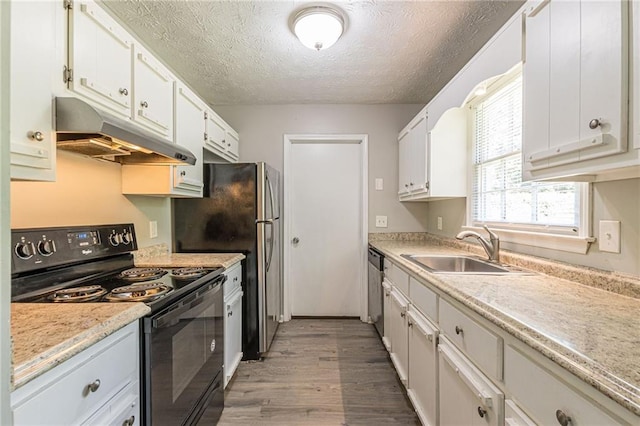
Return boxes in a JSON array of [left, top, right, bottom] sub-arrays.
[[407, 308, 439, 426], [381, 280, 392, 351], [224, 262, 243, 388], [504, 344, 624, 425], [438, 337, 504, 426], [11, 321, 140, 426], [389, 287, 410, 386]]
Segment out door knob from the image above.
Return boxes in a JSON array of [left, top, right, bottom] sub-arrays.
[[292, 237, 300, 244]]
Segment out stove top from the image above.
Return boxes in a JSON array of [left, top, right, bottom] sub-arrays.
[[10, 224, 225, 313]]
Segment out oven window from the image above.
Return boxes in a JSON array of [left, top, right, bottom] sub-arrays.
[[172, 303, 216, 401]]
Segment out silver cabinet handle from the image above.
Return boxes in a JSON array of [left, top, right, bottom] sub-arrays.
[[119, 88, 128, 96], [123, 415, 135, 426], [88, 379, 101, 392], [556, 410, 571, 426], [29, 131, 44, 141], [477, 406, 487, 418], [292, 237, 300, 244], [589, 118, 601, 129]]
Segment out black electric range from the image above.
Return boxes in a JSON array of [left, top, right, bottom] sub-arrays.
[[11, 224, 227, 426]]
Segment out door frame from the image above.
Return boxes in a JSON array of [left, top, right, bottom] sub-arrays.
[[283, 134, 369, 322]]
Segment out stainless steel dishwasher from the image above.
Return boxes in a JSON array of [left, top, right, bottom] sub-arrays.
[[368, 246, 384, 338]]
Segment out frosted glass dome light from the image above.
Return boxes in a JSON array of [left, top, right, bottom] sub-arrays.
[[293, 6, 344, 51]]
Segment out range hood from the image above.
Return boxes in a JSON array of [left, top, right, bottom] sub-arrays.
[[55, 97, 196, 165]]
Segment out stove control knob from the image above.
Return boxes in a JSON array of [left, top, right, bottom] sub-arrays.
[[108, 233, 121, 246], [37, 240, 56, 256], [15, 242, 35, 259], [121, 231, 132, 245]]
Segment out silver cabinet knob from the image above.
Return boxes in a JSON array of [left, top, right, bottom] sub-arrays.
[[180, 171, 186, 176], [140, 101, 148, 108], [29, 131, 44, 142], [589, 118, 601, 129], [292, 237, 300, 244], [455, 326, 463, 335], [477, 407, 487, 418], [123, 415, 135, 426], [119, 88, 129, 96], [88, 379, 101, 392]]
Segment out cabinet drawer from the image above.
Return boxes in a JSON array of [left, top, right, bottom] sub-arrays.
[[12, 322, 139, 425], [385, 261, 409, 295], [504, 345, 623, 425], [81, 381, 139, 426], [439, 299, 502, 380], [224, 262, 242, 299], [409, 276, 437, 321]]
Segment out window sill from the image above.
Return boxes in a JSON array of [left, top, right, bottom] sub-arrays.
[[462, 226, 596, 254]]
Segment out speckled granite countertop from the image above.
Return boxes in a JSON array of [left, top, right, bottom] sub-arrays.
[[11, 303, 149, 390], [133, 243, 245, 269], [370, 236, 640, 416]]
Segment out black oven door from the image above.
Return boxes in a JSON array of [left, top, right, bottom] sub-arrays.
[[143, 275, 225, 426]]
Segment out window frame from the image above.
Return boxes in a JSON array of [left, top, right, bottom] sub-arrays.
[[464, 67, 594, 254]]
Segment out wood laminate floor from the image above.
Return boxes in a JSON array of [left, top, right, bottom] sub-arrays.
[[218, 319, 420, 425]]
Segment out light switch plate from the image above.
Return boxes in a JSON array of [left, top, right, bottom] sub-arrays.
[[375, 178, 384, 191], [375, 215, 388, 228], [598, 220, 620, 253]]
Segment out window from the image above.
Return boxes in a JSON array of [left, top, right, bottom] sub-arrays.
[[469, 70, 589, 245]]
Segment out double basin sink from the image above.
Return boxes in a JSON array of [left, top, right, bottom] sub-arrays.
[[401, 254, 532, 275]]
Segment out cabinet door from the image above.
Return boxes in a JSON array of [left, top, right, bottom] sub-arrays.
[[398, 130, 411, 195], [133, 45, 174, 139], [205, 109, 227, 154], [173, 82, 206, 196], [224, 290, 243, 388], [409, 113, 428, 194], [389, 288, 409, 386], [69, 1, 132, 117], [523, 0, 628, 178], [439, 338, 504, 426], [225, 128, 240, 162], [9, 0, 56, 181], [407, 309, 438, 426]]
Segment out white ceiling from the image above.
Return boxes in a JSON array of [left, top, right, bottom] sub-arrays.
[[102, 0, 523, 106]]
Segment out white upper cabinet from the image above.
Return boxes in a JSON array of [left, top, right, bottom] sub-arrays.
[[133, 45, 175, 140], [67, 0, 133, 118], [9, 0, 57, 181], [122, 82, 205, 197], [173, 82, 206, 195], [522, 0, 634, 181], [398, 106, 467, 201], [204, 108, 240, 163]]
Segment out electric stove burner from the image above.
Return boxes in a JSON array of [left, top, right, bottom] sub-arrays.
[[105, 282, 173, 302], [48, 285, 107, 303], [120, 267, 167, 282], [171, 267, 210, 279]]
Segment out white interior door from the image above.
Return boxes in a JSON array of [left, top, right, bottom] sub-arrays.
[[287, 138, 365, 317]]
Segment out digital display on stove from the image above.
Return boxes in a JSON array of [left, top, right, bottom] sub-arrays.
[[67, 231, 100, 248]]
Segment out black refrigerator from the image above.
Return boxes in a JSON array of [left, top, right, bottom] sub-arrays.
[[173, 162, 281, 360]]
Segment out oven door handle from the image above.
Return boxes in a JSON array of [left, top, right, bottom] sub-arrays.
[[152, 276, 225, 329]]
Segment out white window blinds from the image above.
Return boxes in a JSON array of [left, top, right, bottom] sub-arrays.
[[472, 75, 580, 229]]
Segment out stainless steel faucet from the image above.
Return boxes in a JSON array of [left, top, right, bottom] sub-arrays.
[[456, 225, 500, 262]]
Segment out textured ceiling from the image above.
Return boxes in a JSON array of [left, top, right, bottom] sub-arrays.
[[102, 0, 524, 106]]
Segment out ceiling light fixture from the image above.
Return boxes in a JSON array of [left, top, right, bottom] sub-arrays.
[[293, 6, 345, 51]]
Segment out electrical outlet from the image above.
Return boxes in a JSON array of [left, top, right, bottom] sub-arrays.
[[149, 221, 158, 239], [437, 216, 443, 231], [375, 215, 388, 228], [599, 220, 620, 253]]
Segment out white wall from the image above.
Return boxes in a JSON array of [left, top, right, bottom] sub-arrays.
[[215, 104, 427, 233], [11, 151, 172, 248], [424, 178, 640, 276]]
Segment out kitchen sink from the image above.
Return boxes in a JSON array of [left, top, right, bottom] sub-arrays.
[[400, 254, 532, 275]]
